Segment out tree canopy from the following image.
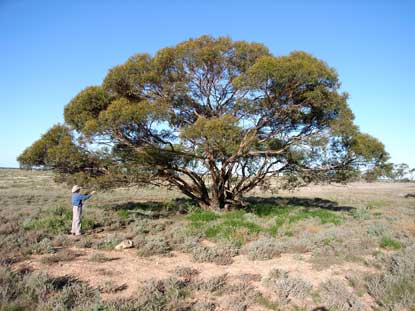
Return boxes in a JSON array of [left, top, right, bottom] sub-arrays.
[[18, 36, 389, 210]]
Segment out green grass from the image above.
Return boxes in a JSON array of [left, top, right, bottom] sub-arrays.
[[253, 204, 341, 236], [187, 204, 342, 242], [250, 203, 341, 224], [23, 205, 98, 234], [367, 199, 386, 209], [249, 203, 293, 217], [380, 237, 402, 250], [205, 218, 261, 239], [288, 208, 342, 225], [186, 209, 220, 222], [117, 209, 130, 220], [187, 209, 261, 244]]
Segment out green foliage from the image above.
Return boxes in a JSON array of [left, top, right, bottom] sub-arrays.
[[17, 125, 87, 172], [380, 237, 402, 250], [64, 86, 111, 132], [187, 203, 342, 242], [288, 208, 342, 225], [186, 209, 220, 223], [249, 203, 341, 235], [205, 218, 261, 241], [23, 205, 97, 235], [351, 208, 371, 220], [19, 35, 390, 210], [367, 199, 386, 209], [181, 115, 242, 157], [117, 209, 130, 220]]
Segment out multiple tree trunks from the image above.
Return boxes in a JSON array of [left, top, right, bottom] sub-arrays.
[[18, 36, 389, 210]]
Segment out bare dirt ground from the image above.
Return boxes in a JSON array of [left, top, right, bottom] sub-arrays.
[[16, 242, 377, 307]]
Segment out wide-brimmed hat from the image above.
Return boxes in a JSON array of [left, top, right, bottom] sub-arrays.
[[71, 185, 81, 193]]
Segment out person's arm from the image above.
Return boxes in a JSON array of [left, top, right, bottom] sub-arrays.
[[81, 191, 96, 201], [80, 194, 92, 201]]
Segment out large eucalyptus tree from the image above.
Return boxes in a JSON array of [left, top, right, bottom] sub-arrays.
[[18, 36, 389, 210]]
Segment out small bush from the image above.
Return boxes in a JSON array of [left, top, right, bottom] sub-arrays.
[[134, 219, 151, 234], [32, 238, 56, 254], [50, 234, 70, 248], [137, 236, 171, 257], [98, 281, 127, 293], [221, 282, 260, 311], [262, 269, 312, 304], [0, 265, 99, 310], [40, 249, 83, 264], [192, 301, 216, 311], [191, 245, 233, 265], [242, 237, 282, 260], [366, 245, 415, 309], [89, 253, 113, 263], [137, 278, 190, 310], [174, 266, 200, 281], [367, 223, 389, 237], [193, 274, 228, 293], [380, 237, 402, 250], [77, 236, 93, 248], [96, 235, 122, 250], [38, 281, 99, 310], [0, 265, 22, 303], [351, 208, 371, 220], [319, 280, 364, 310]]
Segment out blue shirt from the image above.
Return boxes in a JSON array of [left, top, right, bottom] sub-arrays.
[[71, 193, 91, 207]]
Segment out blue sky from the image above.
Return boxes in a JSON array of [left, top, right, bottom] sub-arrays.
[[1, 0, 414, 168]]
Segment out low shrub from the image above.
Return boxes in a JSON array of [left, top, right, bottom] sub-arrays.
[[351, 208, 371, 220], [40, 249, 83, 264], [0, 265, 99, 310], [193, 274, 228, 293], [366, 245, 415, 309], [174, 266, 200, 281], [191, 245, 233, 265], [98, 281, 127, 293], [137, 236, 171, 257], [367, 223, 389, 237], [242, 237, 283, 260], [95, 235, 123, 250], [262, 269, 312, 304], [32, 238, 56, 255], [380, 237, 402, 250], [319, 280, 364, 310], [89, 253, 113, 263], [137, 278, 190, 310]]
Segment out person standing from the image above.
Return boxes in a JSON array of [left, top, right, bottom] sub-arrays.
[[71, 185, 95, 236]]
